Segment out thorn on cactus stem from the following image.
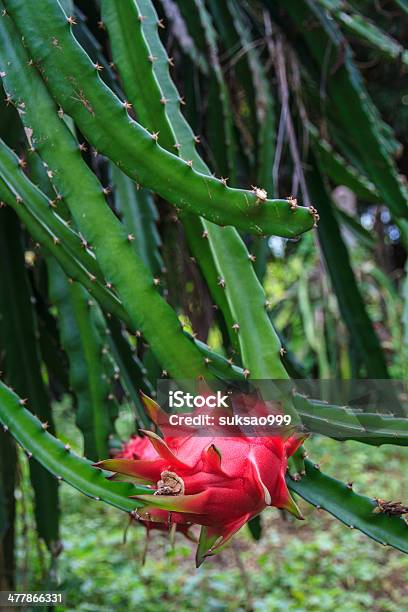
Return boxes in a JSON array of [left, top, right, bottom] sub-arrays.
[[53, 237, 60, 245], [157, 18, 165, 29], [194, 135, 201, 144], [279, 347, 287, 356], [122, 100, 132, 110], [248, 253, 256, 262], [251, 186, 268, 203], [66, 15, 77, 26], [108, 394, 115, 401], [151, 131, 159, 141], [138, 14, 147, 22], [232, 323, 240, 332], [2, 425, 8, 432], [227, 358, 234, 366], [179, 96, 186, 106], [161, 370, 168, 377], [58, 107, 64, 118], [97, 20, 105, 30], [15, 195, 23, 204], [79, 142, 87, 152], [265, 299, 271, 309], [102, 186, 111, 196], [88, 299, 94, 307], [314, 463, 321, 470], [160, 97, 169, 105], [42, 421, 49, 430], [95, 63, 103, 72], [168, 57, 175, 67], [49, 199, 57, 208], [26, 452, 33, 460], [186, 160, 193, 168], [218, 277, 226, 288], [173, 143, 181, 150], [64, 444, 71, 452], [153, 277, 160, 286], [135, 330, 142, 337], [1, 9, 8, 16], [243, 369, 250, 379], [202, 230, 209, 239], [127, 233, 135, 242], [148, 55, 158, 63], [204, 357, 212, 365], [0, 71, 5, 78], [287, 195, 298, 211], [347, 482, 353, 489], [19, 398, 28, 406], [308, 205, 320, 226], [106, 281, 113, 290], [89, 273, 97, 282], [220, 177, 228, 186], [18, 157, 26, 169]]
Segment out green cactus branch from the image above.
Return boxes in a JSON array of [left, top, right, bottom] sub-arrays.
[[317, 0, 408, 66], [115, 0, 289, 379], [1, 0, 317, 237], [48, 260, 114, 461], [0, 6, 213, 380], [0, 380, 148, 512], [0, 208, 59, 549], [279, 0, 408, 236], [0, 178, 128, 326], [0, 138, 104, 282], [287, 461, 408, 554]]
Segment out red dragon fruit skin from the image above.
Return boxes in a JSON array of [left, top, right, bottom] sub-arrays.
[[96, 393, 305, 566]]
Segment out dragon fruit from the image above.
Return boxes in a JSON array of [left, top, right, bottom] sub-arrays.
[[96, 393, 304, 566]]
